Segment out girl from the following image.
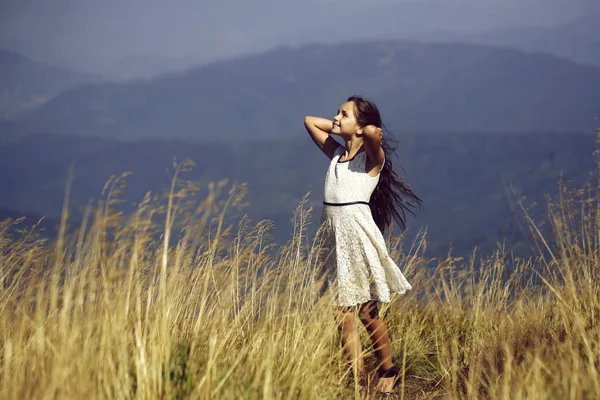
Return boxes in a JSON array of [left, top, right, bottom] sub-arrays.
[[304, 96, 422, 395]]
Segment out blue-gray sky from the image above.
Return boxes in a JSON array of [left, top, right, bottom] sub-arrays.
[[1, 0, 598, 75]]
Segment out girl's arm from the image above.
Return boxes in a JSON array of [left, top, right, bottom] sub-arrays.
[[362, 125, 386, 171], [304, 116, 341, 159]]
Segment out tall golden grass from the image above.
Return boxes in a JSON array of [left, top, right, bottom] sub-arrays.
[[0, 140, 599, 399]]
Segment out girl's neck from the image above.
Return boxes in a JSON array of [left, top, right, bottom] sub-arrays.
[[343, 136, 364, 157]]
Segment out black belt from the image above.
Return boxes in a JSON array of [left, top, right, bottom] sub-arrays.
[[323, 201, 369, 206]]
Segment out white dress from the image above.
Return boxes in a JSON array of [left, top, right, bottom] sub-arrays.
[[319, 145, 412, 307]]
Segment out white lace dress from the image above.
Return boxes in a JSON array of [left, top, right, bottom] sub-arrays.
[[319, 145, 412, 307]]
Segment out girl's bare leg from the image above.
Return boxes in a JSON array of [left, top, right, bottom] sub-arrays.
[[358, 301, 397, 393], [334, 307, 365, 382]]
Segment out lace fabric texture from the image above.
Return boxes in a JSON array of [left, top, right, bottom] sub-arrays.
[[319, 146, 412, 307]]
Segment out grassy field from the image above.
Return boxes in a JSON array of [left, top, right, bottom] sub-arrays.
[[0, 147, 599, 399]]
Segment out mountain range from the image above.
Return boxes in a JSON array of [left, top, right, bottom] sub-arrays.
[[0, 39, 598, 258], [4, 41, 599, 142], [0, 50, 99, 119]]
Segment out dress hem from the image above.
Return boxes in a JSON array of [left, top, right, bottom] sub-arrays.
[[333, 288, 411, 308]]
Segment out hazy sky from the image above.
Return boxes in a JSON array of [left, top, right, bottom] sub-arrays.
[[1, 0, 598, 74]]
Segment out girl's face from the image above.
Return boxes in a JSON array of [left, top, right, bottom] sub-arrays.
[[331, 101, 361, 137]]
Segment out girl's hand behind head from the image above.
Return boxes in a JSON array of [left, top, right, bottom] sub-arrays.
[[362, 125, 383, 140]]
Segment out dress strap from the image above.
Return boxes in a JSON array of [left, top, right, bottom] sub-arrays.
[[333, 145, 345, 159]]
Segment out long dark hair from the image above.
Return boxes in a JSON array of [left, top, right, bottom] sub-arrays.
[[348, 95, 423, 233]]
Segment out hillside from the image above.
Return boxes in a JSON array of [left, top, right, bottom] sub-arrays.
[[0, 132, 595, 257], [13, 42, 600, 140], [0, 50, 98, 119]]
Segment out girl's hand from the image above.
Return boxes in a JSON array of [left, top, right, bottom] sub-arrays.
[[362, 125, 383, 140]]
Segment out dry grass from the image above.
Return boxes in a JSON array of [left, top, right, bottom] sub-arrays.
[[0, 145, 599, 399]]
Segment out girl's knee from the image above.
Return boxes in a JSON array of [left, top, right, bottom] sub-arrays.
[[333, 306, 355, 326], [358, 301, 379, 324]]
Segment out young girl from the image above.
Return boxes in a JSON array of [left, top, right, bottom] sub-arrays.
[[304, 96, 422, 394]]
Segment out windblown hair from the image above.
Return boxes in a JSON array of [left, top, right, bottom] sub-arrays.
[[348, 95, 423, 233]]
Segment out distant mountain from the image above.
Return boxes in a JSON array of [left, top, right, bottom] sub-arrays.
[[101, 53, 207, 81], [0, 50, 99, 119], [415, 16, 600, 67], [14, 42, 600, 141], [0, 131, 595, 257]]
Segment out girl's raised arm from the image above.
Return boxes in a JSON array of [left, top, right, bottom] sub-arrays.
[[304, 116, 341, 159]]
